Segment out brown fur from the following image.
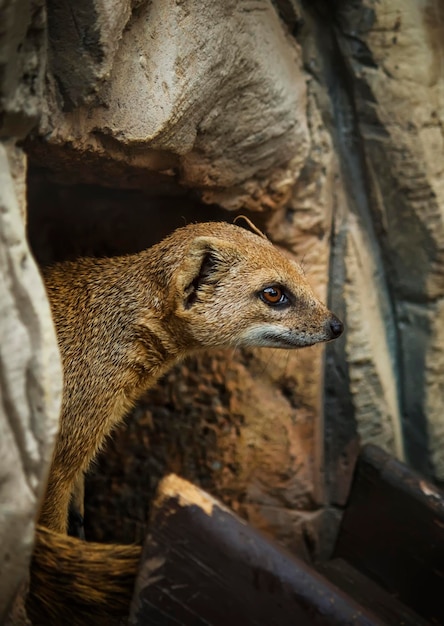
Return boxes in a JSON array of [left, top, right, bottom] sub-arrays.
[[30, 221, 342, 623], [27, 525, 140, 625], [39, 221, 342, 534]]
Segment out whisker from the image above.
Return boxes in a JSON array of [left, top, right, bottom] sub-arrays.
[[255, 348, 280, 379], [282, 349, 291, 379]]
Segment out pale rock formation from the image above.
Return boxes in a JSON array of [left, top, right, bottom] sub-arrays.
[[33, 0, 310, 210], [46, 0, 134, 108], [0, 0, 62, 619], [0, 143, 62, 621], [328, 0, 444, 477]]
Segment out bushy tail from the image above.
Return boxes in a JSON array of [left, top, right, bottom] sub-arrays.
[[27, 525, 141, 626]]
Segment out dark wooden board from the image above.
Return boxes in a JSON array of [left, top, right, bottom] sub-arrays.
[[318, 558, 429, 626], [334, 444, 444, 625], [129, 474, 384, 626]]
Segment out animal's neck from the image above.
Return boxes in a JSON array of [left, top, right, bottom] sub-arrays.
[[79, 247, 181, 359], [115, 246, 187, 372]]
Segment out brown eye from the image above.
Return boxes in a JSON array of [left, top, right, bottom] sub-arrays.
[[259, 286, 289, 306]]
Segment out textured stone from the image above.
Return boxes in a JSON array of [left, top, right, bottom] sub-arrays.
[[6, 141, 28, 220], [426, 299, 444, 480], [334, 0, 444, 477], [46, 0, 134, 109], [301, 0, 444, 480], [0, 0, 61, 618], [397, 300, 444, 480], [0, 0, 46, 138], [0, 143, 62, 621], [343, 214, 404, 458], [32, 0, 309, 210], [349, 0, 444, 301]]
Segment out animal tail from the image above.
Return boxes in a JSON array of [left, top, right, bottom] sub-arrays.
[[27, 525, 141, 626]]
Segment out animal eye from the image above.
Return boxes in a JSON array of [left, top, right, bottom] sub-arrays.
[[259, 286, 289, 306]]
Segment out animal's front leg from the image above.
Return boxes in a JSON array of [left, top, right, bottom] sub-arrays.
[[38, 470, 76, 534]]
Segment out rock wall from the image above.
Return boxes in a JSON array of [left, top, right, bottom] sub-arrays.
[[311, 0, 444, 482], [1, 0, 443, 618], [0, 1, 62, 620], [0, 144, 62, 624], [33, 0, 310, 209]]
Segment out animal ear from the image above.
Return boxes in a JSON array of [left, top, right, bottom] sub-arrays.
[[177, 236, 239, 309]]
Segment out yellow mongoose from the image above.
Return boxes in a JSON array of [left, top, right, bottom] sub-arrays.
[[28, 221, 343, 624]]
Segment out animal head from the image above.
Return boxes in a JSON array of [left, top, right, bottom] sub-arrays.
[[170, 222, 343, 350]]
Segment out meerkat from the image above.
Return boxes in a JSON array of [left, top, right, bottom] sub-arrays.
[[28, 220, 343, 624], [39, 220, 343, 534]]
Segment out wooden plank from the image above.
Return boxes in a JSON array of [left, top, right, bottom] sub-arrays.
[[334, 444, 444, 625], [129, 474, 385, 626], [318, 559, 429, 626]]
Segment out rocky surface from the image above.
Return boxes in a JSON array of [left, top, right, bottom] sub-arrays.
[[0, 1, 62, 620], [313, 0, 444, 478], [46, 0, 134, 109], [30, 0, 310, 210], [0, 143, 62, 621]]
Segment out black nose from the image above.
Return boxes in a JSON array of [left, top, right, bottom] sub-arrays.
[[329, 315, 344, 338]]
